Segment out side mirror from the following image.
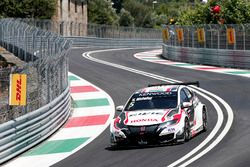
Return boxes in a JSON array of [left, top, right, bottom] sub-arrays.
[[116, 105, 124, 112], [181, 102, 192, 109]]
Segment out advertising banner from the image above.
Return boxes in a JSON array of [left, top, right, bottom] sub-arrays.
[[227, 28, 235, 44], [176, 28, 184, 42], [197, 28, 205, 43], [9, 74, 27, 106]]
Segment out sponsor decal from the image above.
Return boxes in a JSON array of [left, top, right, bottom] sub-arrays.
[[167, 127, 175, 133], [130, 118, 158, 123], [138, 92, 174, 97], [136, 97, 152, 101], [9, 74, 27, 106], [129, 111, 163, 117]]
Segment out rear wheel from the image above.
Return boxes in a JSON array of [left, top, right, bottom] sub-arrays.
[[184, 118, 191, 142], [202, 109, 208, 132]]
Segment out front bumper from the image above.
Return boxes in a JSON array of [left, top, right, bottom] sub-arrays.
[[111, 125, 183, 146]]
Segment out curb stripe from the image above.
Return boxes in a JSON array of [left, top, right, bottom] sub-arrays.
[[225, 71, 250, 74], [50, 125, 105, 140], [64, 115, 110, 128], [74, 98, 109, 108], [24, 138, 89, 156], [70, 86, 98, 93], [68, 76, 80, 81]]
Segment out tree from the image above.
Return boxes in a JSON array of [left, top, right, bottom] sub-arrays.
[[222, 0, 250, 24], [177, 0, 250, 25], [119, 9, 134, 26], [123, 0, 154, 27], [0, 0, 56, 19], [88, 0, 119, 25]]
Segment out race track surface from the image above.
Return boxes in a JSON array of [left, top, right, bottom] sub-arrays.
[[53, 47, 250, 167]]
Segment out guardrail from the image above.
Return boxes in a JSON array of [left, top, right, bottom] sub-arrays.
[[0, 87, 71, 164], [66, 36, 163, 48], [162, 44, 250, 69]]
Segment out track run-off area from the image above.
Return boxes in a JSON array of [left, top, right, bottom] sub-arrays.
[[5, 47, 250, 167]]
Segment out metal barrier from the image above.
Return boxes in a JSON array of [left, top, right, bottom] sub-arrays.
[[0, 87, 71, 164], [162, 44, 250, 69], [66, 36, 163, 48], [0, 19, 71, 164]]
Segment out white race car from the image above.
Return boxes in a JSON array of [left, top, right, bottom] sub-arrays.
[[110, 82, 207, 146]]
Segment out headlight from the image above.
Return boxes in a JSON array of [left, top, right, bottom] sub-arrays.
[[112, 117, 127, 138], [159, 119, 178, 129], [167, 109, 179, 117]]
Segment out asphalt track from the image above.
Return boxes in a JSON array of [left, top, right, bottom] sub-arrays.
[[53, 47, 250, 167]]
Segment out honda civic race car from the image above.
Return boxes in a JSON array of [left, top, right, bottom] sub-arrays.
[[110, 82, 207, 146]]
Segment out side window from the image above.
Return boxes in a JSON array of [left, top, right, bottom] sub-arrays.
[[180, 89, 189, 103], [184, 88, 193, 100]]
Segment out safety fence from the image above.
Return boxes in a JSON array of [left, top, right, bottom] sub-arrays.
[[162, 24, 250, 50], [162, 24, 250, 69], [0, 18, 72, 163], [0, 18, 71, 122], [21, 19, 162, 39]]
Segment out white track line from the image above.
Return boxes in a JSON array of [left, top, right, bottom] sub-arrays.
[[82, 48, 233, 167]]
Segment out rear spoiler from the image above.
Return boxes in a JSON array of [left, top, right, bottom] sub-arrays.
[[148, 81, 200, 87]]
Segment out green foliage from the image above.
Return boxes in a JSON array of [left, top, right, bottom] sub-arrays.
[[123, 0, 153, 27], [0, 0, 56, 19], [178, 0, 250, 25], [221, 0, 250, 24], [119, 9, 134, 26], [88, 0, 119, 25]]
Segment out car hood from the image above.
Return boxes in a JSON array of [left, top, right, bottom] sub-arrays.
[[123, 109, 172, 126]]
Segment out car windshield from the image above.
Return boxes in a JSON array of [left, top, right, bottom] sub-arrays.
[[124, 92, 177, 111]]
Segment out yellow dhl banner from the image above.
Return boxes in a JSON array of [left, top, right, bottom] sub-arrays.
[[227, 28, 235, 44], [176, 28, 184, 42], [197, 28, 205, 43], [162, 29, 169, 42], [9, 74, 27, 106]]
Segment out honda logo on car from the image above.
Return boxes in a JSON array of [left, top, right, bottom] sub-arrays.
[[130, 118, 158, 123], [9, 74, 27, 106]]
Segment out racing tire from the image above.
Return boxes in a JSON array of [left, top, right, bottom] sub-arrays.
[[202, 109, 208, 132], [184, 118, 191, 142]]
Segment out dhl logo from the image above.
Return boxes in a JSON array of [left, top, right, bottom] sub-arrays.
[[9, 74, 27, 106], [16, 77, 22, 101]]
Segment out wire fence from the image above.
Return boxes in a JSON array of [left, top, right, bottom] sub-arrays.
[[162, 24, 250, 50], [21, 19, 162, 39], [0, 18, 72, 123]]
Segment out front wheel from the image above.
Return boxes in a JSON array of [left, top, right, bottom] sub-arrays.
[[202, 110, 208, 132], [184, 118, 191, 142]]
